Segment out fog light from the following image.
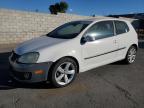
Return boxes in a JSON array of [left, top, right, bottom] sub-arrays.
[[34, 70, 44, 75]]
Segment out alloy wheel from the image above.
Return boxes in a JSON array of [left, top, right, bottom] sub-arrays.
[[55, 62, 76, 86], [127, 47, 137, 63]]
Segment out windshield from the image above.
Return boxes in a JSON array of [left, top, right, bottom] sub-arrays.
[[47, 21, 92, 39]]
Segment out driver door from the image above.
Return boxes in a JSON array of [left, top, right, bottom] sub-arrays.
[[81, 21, 118, 70]]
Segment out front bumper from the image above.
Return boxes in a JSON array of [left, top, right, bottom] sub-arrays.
[[9, 57, 53, 83]]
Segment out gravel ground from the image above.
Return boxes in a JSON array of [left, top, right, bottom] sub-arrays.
[[0, 41, 144, 108]]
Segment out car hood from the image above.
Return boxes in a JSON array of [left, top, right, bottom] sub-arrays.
[[14, 36, 67, 55]]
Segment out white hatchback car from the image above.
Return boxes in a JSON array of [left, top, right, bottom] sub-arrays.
[[9, 18, 138, 87]]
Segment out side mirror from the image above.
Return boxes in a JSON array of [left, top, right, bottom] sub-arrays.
[[81, 35, 95, 44]]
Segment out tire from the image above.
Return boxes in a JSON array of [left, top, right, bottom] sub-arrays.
[[49, 58, 78, 88], [124, 46, 137, 64]]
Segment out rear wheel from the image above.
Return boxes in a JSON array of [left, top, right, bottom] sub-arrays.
[[124, 46, 137, 64], [49, 58, 78, 88]]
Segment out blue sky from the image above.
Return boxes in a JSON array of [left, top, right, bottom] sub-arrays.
[[0, 0, 144, 16]]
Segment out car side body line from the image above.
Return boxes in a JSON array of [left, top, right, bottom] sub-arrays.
[[84, 47, 126, 60]]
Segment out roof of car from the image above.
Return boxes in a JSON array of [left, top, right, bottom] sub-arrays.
[[79, 17, 129, 22]]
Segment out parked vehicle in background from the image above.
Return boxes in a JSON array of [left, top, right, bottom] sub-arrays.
[[131, 19, 144, 39], [9, 18, 138, 87]]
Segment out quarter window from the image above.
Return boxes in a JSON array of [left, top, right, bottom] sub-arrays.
[[85, 21, 114, 41], [115, 21, 129, 35]]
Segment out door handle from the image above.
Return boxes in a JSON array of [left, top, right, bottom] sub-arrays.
[[114, 40, 117, 44]]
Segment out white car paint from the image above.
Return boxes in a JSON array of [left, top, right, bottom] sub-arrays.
[[14, 18, 138, 73]]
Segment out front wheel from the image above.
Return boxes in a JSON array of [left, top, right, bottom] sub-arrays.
[[49, 58, 78, 88], [124, 46, 137, 64]]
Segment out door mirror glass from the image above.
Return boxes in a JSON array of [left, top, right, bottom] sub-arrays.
[[81, 35, 95, 44], [85, 35, 95, 42]]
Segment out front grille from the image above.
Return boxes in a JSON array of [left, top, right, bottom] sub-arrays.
[[11, 68, 32, 80], [11, 51, 20, 62], [13, 71, 32, 80]]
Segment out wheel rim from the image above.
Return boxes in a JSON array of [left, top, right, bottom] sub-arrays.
[[55, 62, 75, 85], [128, 47, 136, 63]]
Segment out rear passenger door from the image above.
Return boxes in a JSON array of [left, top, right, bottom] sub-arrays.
[[114, 21, 130, 58]]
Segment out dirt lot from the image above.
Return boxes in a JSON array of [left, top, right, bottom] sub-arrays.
[[0, 41, 144, 108]]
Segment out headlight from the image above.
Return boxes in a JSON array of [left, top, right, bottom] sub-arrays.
[[17, 52, 39, 63]]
